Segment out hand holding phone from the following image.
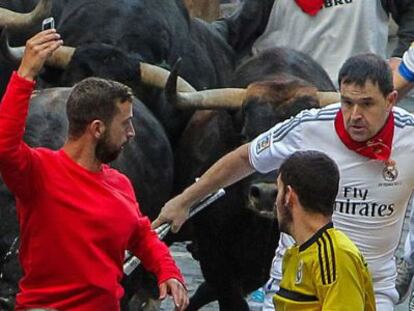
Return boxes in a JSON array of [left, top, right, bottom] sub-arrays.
[[42, 17, 55, 31], [17, 19, 62, 80]]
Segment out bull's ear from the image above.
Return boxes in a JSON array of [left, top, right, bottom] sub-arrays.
[[164, 58, 182, 108], [230, 107, 244, 138], [139, 58, 195, 92]]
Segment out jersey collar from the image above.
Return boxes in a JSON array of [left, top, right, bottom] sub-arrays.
[[334, 110, 394, 162], [299, 222, 334, 252]]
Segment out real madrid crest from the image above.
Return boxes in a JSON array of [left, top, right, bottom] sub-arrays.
[[383, 162, 398, 182], [295, 260, 304, 284]]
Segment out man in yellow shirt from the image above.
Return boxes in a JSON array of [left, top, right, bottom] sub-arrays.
[[273, 150, 376, 311]]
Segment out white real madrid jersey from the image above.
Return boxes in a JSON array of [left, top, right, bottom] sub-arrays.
[[249, 103, 414, 292], [252, 0, 389, 85]]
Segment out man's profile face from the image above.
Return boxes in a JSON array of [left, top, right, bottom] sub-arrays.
[[95, 100, 135, 163], [340, 80, 395, 142], [274, 175, 292, 235]]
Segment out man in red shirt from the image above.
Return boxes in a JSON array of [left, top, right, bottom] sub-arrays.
[[0, 30, 188, 310]]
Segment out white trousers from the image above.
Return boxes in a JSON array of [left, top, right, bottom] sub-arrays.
[[403, 197, 414, 270]]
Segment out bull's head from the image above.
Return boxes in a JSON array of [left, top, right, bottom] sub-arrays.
[[0, 29, 198, 142], [167, 61, 340, 217], [165, 59, 340, 112], [0, 28, 194, 89]]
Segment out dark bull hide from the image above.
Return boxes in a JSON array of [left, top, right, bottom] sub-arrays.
[[0, 0, 235, 141], [168, 48, 336, 310], [0, 0, 277, 140], [0, 88, 173, 310]]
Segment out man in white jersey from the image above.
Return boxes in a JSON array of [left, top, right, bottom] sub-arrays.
[[153, 53, 414, 310], [249, 0, 414, 85]]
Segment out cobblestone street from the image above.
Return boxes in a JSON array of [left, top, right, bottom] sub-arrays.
[[160, 242, 218, 310]]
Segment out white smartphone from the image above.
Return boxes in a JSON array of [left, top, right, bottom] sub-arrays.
[[42, 17, 55, 31]]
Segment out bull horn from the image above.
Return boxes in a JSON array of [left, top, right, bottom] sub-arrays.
[[317, 91, 340, 107], [0, 0, 52, 30], [140, 59, 196, 92], [174, 90, 340, 110], [174, 88, 247, 110], [0, 27, 23, 65], [165, 59, 246, 110], [46, 46, 75, 69], [0, 28, 75, 69]]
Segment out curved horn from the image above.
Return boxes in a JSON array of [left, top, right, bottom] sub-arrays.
[[165, 59, 246, 110], [174, 88, 247, 110], [178, 90, 340, 110], [317, 91, 341, 107], [46, 46, 75, 69], [0, 28, 23, 65], [140, 59, 196, 92], [0, 28, 75, 69], [0, 0, 52, 30]]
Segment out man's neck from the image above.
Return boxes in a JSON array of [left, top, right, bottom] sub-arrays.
[[291, 214, 332, 246], [63, 138, 102, 172]]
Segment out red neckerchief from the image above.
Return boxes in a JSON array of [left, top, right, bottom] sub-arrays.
[[295, 0, 324, 16], [334, 110, 394, 162]]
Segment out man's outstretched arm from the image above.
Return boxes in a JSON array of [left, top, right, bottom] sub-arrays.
[[152, 143, 255, 232]]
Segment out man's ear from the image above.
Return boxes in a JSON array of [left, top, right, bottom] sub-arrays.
[[387, 90, 398, 108], [285, 185, 299, 207], [89, 120, 106, 139], [285, 185, 293, 206]]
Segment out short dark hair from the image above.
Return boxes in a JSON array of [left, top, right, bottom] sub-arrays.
[[279, 151, 339, 216], [338, 53, 393, 97], [66, 77, 133, 138]]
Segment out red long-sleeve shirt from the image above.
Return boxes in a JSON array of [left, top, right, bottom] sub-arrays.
[[0, 72, 184, 310]]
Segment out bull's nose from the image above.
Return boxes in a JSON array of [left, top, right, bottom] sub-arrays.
[[249, 183, 277, 207]]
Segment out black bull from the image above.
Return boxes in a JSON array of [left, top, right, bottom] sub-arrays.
[[0, 0, 234, 137], [170, 48, 336, 310], [0, 88, 173, 309], [0, 0, 276, 140]]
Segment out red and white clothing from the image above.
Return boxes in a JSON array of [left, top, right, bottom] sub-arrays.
[[252, 0, 389, 85], [249, 103, 414, 310], [0, 72, 184, 311]]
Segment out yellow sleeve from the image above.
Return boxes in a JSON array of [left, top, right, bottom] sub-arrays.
[[314, 251, 374, 311]]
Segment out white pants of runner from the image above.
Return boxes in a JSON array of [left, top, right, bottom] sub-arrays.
[[403, 197, 414, 270], [262, 234, 398, 311]]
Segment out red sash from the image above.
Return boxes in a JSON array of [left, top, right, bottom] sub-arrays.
[[334, 110, 394, 162]]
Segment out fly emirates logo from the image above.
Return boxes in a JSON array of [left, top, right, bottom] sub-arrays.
[[334, 186, 395, 217]]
